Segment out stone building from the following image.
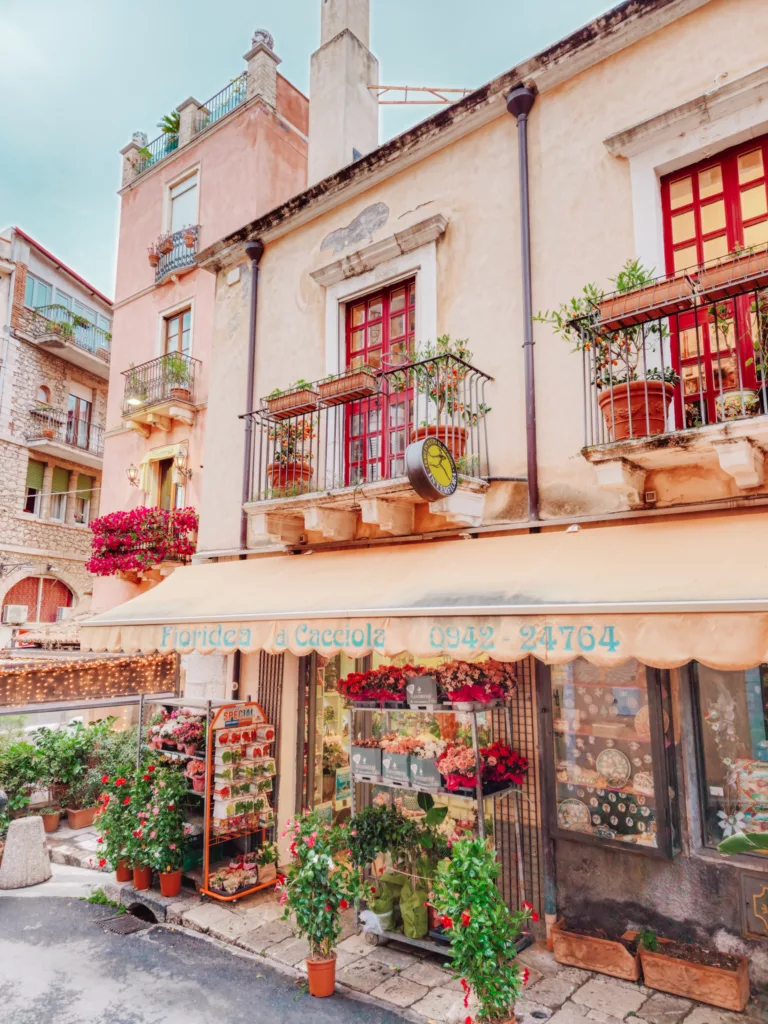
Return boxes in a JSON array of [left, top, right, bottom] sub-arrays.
[[0, 226, 111, 646]]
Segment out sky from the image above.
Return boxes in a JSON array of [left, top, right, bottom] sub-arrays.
[[0, 0, 614, 298]]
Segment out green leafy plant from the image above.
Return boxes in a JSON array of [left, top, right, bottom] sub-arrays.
[[718, 831, 768, 856], [637, 926, 659, 952], [257, 841, 278, 867], [279, 811, 368, 961], [95, 772, 134, 871], [86, 887, 126, 912], [431, 837, 534, 1024], [391, 335, 491, 426], [162, 352, 191, 389], [157, 110, 180, 135], [267, 379, 314, 399], [140, 764, 187, 873]]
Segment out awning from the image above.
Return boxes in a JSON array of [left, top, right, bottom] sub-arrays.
[[81, 512, 768, 670]]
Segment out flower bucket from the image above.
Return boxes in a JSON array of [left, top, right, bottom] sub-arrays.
[[191, 775, 206, 793], [41, 810, 61, 833], [410, 757, 442, 789], [412, 423, 467, 459], [183, 744, 198, 756], [115, 860, 132, 883], [443, 772, 478, 793], [382, 753, 411, 785], [133, 864, 152, 891], [266, 462, 313, 496], [598, 276, 693, 329], [159, 869, 183, 898], [66, 806, 98, 830], [597, 380, 674, 442], [306, 955, 337, 998]]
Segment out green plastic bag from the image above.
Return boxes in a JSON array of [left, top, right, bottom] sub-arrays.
[[400, 885, 429, 939]]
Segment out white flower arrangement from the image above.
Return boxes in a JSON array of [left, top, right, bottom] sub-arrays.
[[412, 735, 447, 760]]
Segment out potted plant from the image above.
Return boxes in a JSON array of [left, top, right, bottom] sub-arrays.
[[124, 364, 149, 407], [157, 233, 174, 256], [95, 773, 134, 881], [318, 365, 378, 406], [697, 243, 768, 301], [337, 665, 408, 707], [126, 769, 156, 890], [39, 806, 61, 833], [436, 659, 518, 710], [172, 717, 204, 754], [182, 225, 197, 249], [265, 379, 319, 419], [0, 740, 37, 817], [162, 352, 192, 401], [350, 737, 382, 781], [64, 769, 104, 830], [390, 336, 490, 458], [380, 733, 420, 786], [144, 765, 187, 897], [430, 837, 534, 1024], [266, 419, 316, 496], [551, 920, 640, 981], [635, 928, 750, 1012], [278, 811, 367, 998], [536, 259, 681, 442], [256, 841, 278, 885], [147, 245, 160, 268], [58, 320, 74, 339], [184, 758, 207, 793], [157, 110, 180, 136]]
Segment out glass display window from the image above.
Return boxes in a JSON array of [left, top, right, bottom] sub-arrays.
[[693, 663, 768, 850], [542, 658, 679, 858]]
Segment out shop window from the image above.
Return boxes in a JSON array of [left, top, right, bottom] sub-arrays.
[[345, 279, 415, 484], [693, 662, 768, 850], [298, 654, 354, 824], [3, 576, 73, 624], [24, 458, 45, 516], [542, 658, 679, 858]]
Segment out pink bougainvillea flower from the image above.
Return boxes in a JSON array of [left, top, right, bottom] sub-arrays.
[[98, 858, 107, 868]]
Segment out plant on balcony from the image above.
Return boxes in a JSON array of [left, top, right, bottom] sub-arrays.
[[182, 225, 197, 249], [157, 233, 174, 256], [265, 379, 319, 419], [535, 259, 680, 442], [125, 363, 149, 406], [86, 506, 199, 577], [72, 314, 91, 331], [266, 418, 316, 496], [162, 352, 192, 401], [147, 245, 160, 268], [390, 336, 490, 458], [157, 110, 180, 136], [318, 365, 378, 406]]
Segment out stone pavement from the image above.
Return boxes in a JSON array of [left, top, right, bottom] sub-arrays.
[[45, 820, 105, 871], [95, 875, 765, 1024]]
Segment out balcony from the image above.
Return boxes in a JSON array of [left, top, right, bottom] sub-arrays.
[[195, 74, 247, 133], [133, 132, 179, 176], [151, 226, 199, 285], [577, 249, 768, 505], [86, 506, 198, 584], [122, 352, 201, 437], [26, 411, 104, 470], [243, 355, 493, 546], [15, 305, 110, 379]]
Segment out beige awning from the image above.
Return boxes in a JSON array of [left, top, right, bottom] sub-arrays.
[[81, 512, 768, 669]]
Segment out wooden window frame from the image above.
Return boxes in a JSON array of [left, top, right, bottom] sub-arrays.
[[163, 307, 192, 356]]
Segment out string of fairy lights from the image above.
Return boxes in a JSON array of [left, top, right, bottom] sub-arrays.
[[0, 653, 175, 707]]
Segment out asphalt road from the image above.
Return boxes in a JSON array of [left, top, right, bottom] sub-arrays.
[[0, 897, 406, 1024]]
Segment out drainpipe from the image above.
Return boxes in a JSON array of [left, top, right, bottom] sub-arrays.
[[232, 239, 265, 698], [506, 85, 539, 523]]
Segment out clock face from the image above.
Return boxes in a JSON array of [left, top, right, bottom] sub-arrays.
[[405, 437, 458, 501]]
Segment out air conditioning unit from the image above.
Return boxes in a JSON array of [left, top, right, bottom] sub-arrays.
[[3, 605, 28, 625], [55, 607, 72, 622]]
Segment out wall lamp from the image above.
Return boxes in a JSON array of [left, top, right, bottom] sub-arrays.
[[126, 464, 140, 487], [174, 450, 193, 479]]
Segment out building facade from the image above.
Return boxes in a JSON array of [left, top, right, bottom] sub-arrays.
[[85, 0, 768, 990], [0, 226, 111, 645], [91, 28, 309, 631]]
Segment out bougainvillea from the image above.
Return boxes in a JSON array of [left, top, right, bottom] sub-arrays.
[[86, 506, 198, 576]]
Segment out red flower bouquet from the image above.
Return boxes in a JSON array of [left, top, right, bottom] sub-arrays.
[[480, 742, 529, 786], [338, 665, 409, 705], [436, 660, 518, 705]]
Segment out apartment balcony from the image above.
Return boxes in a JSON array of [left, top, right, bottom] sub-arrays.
[[26, 411, 104, 470], [122, 352, 201, 437], [150, 226, 199, 285], [243, 356, 493, 546], [194, 74, 247, 133], [578, 248, 768, 505], [133, 132, 179, 176], [87, 506, 198, 584], [15, 305, 110, 379]]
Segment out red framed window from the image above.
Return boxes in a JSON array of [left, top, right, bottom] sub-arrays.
[[661, 135, 768, 424], [345, 280, 415, 483]]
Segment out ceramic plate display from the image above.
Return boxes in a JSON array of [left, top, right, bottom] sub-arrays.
[[596, 748, 632, 789], [557, 798, 591, 831], [633, 771, 655, 796], [634, 704, 669, 739]]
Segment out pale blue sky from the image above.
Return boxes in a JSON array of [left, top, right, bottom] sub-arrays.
[[0, 0, 613, 297]]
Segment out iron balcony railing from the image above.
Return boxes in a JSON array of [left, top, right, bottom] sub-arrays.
[[578, 261, 768, 447], [26, 410, 105, 458], [244, 355, 493, 502], [31, 305, 111, 362], [195, 74, 248, 133], [134, 132, 178, 175], [155, 226, 199, 283], [122, 352, 201, 415]]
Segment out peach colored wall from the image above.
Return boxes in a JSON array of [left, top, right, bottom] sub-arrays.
[[277, 74, 309, 137], [198, 0, 768, 552], [95, 94, 308, 611]]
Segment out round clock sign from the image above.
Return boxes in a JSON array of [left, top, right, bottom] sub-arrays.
[[405, 437, 458, 501]]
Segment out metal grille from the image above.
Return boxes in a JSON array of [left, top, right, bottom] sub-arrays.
[[33, 304, 111, 361], [26, 411, 105, 458], [155, 226, 198, 283], [196, 74, 248, 133], [122, 352, 201, 414], [257, 652, 284, 816], [491, 658, 543, 915], [135, 132, 178, 175]]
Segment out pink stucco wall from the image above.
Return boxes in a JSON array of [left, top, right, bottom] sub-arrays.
[[94, 89, 308, 613]]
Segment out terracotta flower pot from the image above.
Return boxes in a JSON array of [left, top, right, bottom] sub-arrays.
[[41, 810, 61, 833], [266, 388, 319, 419], [306, 955, 337, 998], [412, 423, 467, 459], [169, 387, 191, 402], [66, 806, 98, 830], [266, 462, 313, 496], [183, 232, 196, 249], [116, 860, 132, 883], [551, 920, 640, 981], [183, 743, 197, 755], [158, 237, 174, 255], [159, 869, 182, 898], [638, 941, 750, 1012], [148, 252, 160, 268], [598, 276, 694, 329], [597, 380, 674, 442], [133, 864, 152, 891], [191, 774, 205, 793], [318, 369, 377, 406], [41, 428, 56, 440]]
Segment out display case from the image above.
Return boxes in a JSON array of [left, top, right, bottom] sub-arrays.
[[541, 658, 680, 859]]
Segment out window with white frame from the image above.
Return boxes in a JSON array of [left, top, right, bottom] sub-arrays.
[[170, 172, 198, 234], [24, 274, 52, 309]]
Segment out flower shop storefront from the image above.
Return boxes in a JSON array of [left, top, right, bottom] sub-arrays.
[[80, 515, 768, 970]]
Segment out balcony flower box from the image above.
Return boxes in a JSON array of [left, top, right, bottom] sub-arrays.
[[636, 935, 749, 1012], [598, 276, 694, 330], [696, 247, 768, 301], [551, 920, 640, 981], [318, 367, 377, 407], [266, 384, 319, 420]]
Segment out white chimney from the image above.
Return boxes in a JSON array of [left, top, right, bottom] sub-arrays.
[[308, 0, 379, 185]]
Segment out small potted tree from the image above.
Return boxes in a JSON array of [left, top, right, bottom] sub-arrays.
[[126, 769, 156, 890], [278, 811, 366, 998], [430, 836, 534, 1024], [64, 769, 103, 830], [162, 352, 192, 402], [266, 419, 316, 496], [145, 766, 187, 897], [95, 773, 134, 882]]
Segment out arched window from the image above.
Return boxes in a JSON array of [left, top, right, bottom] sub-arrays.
[[36, 385, 51, 404], [2, 576, 74, 623]]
